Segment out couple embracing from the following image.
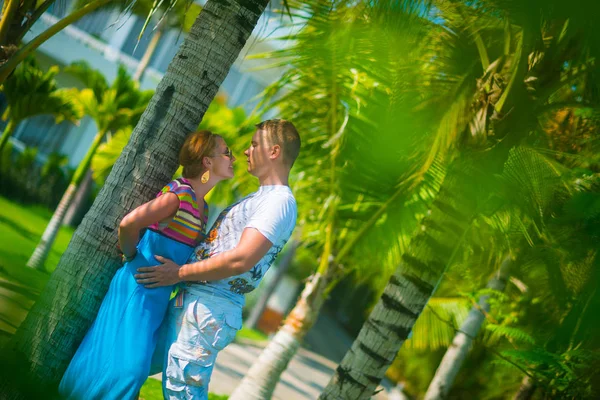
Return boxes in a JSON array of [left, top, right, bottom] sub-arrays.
[[59, 119, 300, 399]]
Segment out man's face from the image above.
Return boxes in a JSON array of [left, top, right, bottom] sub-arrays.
[[244, 129, 272, 177]]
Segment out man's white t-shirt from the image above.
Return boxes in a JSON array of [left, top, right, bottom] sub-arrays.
[[187, 185, 297, 306]]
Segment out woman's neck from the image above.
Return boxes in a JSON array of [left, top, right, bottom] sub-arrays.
[[184, 176, 215, 201]]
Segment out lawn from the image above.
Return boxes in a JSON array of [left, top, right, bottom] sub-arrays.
[[0, 196, 74, 338], [0, 195, 264, 398], [0, 196, 75, 277]]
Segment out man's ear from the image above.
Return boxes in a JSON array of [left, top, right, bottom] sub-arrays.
[[270, 144, 282, 160]]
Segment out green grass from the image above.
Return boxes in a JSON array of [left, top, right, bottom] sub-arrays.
[[0, 196, 75, 277], [236, 326, 269, 342], [139, 378, 164, 400], [0, 196, 74, 335]]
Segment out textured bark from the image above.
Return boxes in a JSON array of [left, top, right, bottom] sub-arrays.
[[319, 24, 534, 398], [424, 254, 513, 400], [0, 0, 19, 45], [230, 269, 332, 399], [319, 159, 485, 400], [245, 240, 298, 330], [27, 128, 108, 270], [0, 0, 269, 397]]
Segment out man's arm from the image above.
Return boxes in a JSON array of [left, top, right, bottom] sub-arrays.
[[135, 228, 273, 288]]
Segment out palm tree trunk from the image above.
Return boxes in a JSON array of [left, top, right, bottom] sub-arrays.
[[0, 119, 17, 151], [27, 128, 108, 270], [319, 159, 483, 400], [132, 21, 164, 83], [0, 0, 115, 84], [14, 0, 55, 44], [424, 254, 514, 400], [0, 0, 19, 45], [513, 375, 536, 400], [25, 182, 78, 270], [318, 22, 534, 399], [245, 240, 298, 330], [0, 0, 269, 397], [231, 266, 334, 399]]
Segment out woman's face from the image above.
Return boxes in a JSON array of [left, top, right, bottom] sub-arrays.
[[209, 136, 235, 180]]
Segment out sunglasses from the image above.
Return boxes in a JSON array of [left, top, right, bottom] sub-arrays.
[[213, 148, 233, 159]]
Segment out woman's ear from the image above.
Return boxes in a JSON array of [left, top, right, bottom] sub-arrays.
[[203, 156, 212, 169]]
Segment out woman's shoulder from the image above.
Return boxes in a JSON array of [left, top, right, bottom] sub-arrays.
[[161, 178, 195, 196]]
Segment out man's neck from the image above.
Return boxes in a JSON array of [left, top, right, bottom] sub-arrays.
[[258, 171, 289, 187]]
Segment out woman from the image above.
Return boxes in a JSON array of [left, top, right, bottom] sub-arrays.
[[59, 130, 236, 400]]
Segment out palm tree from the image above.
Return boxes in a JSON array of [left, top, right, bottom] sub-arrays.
[[0, 56, 82, 151], [0, 0, 272, 397], [423, 142, 575, 399], [231, 2, 441, 397], [26, 62, 153, 270], [498, 174, 600, 399], [319, 0, 600, 398]]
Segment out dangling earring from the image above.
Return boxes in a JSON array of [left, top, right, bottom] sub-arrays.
[[201, 170, 210, 184]]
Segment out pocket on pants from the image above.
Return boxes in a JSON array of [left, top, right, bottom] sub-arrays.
[[210, 315, 238, 350], [165, 355, 213, 395]]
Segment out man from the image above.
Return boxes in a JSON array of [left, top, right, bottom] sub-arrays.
[[135, 119, 300, 399]]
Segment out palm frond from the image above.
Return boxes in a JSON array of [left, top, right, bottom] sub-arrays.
[[403, 297, 471, 350], [485, 323, 536, 345], [1, 57, 82, 124]]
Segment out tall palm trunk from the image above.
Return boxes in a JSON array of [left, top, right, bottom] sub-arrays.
[[318, 159, 485, 400], [27, 128, 109, 270], [0, 0, 269, 397], [231, 266, 335, 399], [319, 23, 534, 400], [0, 0, 19, 45], [0, 119, 17, 151], [245, 240, 298, 330], [424, 254, 514, 400], [132, 21, 165, 83]]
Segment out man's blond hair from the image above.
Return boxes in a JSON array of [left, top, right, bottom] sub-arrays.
[[256, 119, 300, 168]]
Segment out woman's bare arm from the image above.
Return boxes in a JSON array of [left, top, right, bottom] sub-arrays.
[[118, 193, 180, 259]]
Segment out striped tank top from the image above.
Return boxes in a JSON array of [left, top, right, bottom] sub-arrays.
[[149, 178, 208, 246]]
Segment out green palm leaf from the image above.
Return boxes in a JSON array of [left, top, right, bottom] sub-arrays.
[[403, 297, 471, 350], [1, 57, 83, 124]]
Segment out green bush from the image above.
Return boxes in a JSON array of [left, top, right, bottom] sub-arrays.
[[0, 144, 73, 208]]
